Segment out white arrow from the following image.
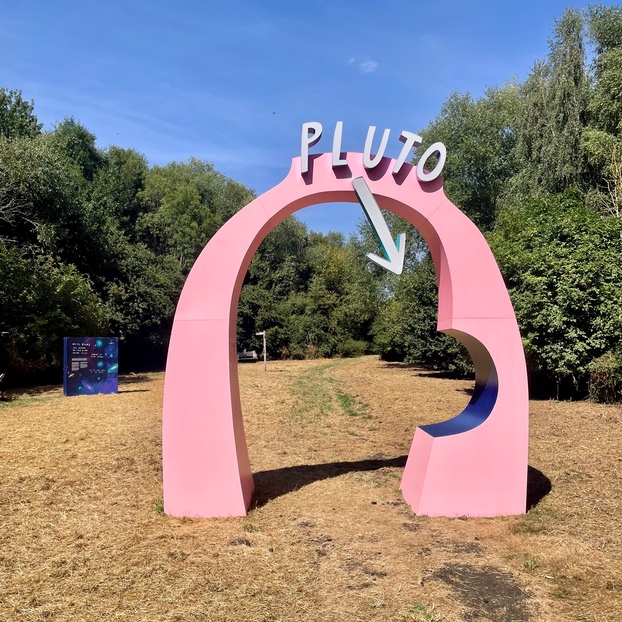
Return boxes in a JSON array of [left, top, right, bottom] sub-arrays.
[[352, 177, 406, 275]]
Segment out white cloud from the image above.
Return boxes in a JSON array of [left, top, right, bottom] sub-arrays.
[[347, 56, 378, 74], [359, 60, 378, 74]]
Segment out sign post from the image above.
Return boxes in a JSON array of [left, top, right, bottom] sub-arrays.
[[255, 331, 266, 371]]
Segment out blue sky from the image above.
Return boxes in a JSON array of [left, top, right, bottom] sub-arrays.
[[1, 1, 617, 235]]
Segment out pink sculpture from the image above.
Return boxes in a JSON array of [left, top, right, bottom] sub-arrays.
[[162, 153, 528, 518]]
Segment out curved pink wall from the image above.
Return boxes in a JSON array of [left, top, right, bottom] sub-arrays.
[[162, 153, 529, 518]]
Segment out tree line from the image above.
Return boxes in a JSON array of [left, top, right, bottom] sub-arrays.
[[0, 99, 254, 381], [2, 5, 622, 402], [379, 5, 622, 401]]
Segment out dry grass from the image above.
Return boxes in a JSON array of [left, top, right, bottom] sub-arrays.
[[1, 356, 621, 621]]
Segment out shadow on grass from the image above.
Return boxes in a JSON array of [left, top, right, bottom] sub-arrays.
[[381, 362, 473, 381], [457, 387, 475, 396], [251, 458, 552, 512], [527, 466, 552, 510], [119, 374, 152, 386], [4, 383, 62, 398], [251, 455, 407, 509]]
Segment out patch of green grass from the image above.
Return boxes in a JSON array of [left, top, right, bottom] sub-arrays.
[[335, 389, 356, 414], [0, 393, 64, 408], [407, 602, 441, 621], [355, 473, 382, 488], [510, 504, 553, 535], [289, 363, 373, 436], [290, 363, 338, 418], [335, 387, 371, 419], [154, 499, 164, 515]]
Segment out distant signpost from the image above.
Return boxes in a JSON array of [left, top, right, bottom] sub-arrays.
[[63, 337, 119, 396], [255, 331, 267, 371]]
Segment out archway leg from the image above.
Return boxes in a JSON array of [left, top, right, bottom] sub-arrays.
[[400, 320, 528, 517], [163, 318, 253, 517]]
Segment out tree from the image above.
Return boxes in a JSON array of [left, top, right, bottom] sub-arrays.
[[371, 257, 470, 373], [49, 117, 103, 182], [587, 4, 622, 55], [513, 8, 589, 194], [239, 221, 382, 359], [488, 192, 622, 398], [582, 5, 622, 217], [90, 146, 149, 233], [0, 133, 85, 254], [101, 242, 184, 367], [137, 159, 255, 271], [417, 85, 520, 229], [0, 244, 105, 383], [0, 88, 42, 140]]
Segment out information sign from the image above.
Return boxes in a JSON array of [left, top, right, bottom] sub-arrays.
[[63, 337, 119, 396]]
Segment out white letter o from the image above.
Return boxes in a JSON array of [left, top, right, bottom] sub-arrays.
[[416, 142, 447, 182]]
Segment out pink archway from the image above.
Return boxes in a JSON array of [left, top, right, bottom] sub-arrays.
[[162, 153, 528, 518]]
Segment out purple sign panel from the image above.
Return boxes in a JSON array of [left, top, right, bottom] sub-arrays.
[[63, 337, 119, 396]]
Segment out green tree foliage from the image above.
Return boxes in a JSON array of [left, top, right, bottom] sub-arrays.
[[513, 8, 589, 194], [417, 85, 520, 229], [303, 233, 379, 356], [0, 88, 42, 140], [583, 5, 622, 217], [488, 193, 622, 398], [238, 220, 380, 360], [50, 117, 103, 182], [0, 94, 255, 378], [91, 147, 149, 233], [587, 4, 622, 55], [102, 244, 184, 366], [0, 133, 86, 254], [588, 350, 622, 403], [371, 258, 470, 374], [137, 159, 255, 271], [0, 245, 105, 383]]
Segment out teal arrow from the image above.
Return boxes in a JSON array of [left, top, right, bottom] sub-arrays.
[[352, 177, 405, 275]]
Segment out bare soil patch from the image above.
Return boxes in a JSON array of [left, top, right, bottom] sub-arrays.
[[1, 356, 621, 621]]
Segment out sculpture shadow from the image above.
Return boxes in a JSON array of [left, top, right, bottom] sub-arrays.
[[251, 455, 407, 509], [251, 457, 552, 513], [526, 466, 552, 510]]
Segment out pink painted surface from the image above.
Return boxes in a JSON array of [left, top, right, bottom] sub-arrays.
[[162, 152, 529, 518]]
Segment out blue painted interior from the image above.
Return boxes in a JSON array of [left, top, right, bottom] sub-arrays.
[[420, 367, 498, 438]]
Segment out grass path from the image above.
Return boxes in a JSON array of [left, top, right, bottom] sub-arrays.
[[0, 357, 621, 620]]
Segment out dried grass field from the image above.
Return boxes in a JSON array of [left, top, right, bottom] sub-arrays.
[[1, 356, 621, 621]]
